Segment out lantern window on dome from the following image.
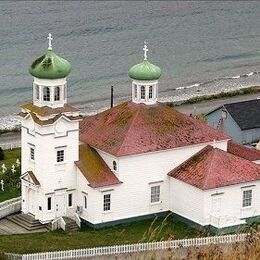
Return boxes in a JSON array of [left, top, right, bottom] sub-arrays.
[[141, 86, 145, 100], [54, 86, 60, 101], [149, 86, 153, 99], [43, 87, 50, 101]]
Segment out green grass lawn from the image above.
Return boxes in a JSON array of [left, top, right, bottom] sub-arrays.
[[0, 148, 21, 169], [0, 215, 205, 254], [0, 148, 21, 202]]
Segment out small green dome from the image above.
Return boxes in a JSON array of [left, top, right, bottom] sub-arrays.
[[128, 59, 161, 81], [29, 49, 71, 79]]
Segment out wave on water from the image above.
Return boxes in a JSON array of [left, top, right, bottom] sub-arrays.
[[0, 70, 260, 131]]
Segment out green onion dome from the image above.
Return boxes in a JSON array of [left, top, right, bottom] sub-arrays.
[[29, 49, 71, 79], [128, 59, 161, 81]]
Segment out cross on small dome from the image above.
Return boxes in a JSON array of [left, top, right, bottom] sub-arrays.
[[47, 33, 53, 50], [143, 41, 148, 60]]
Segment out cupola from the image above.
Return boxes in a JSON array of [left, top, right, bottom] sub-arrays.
[[128, 42, 161, 105], [29, 34, 71, 108]]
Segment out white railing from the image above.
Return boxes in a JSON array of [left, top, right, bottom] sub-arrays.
[[51, 217, 66, 231], [0, 196, 22, 219], [71, 213, 81, 228], [60, 217, 66, 231], [0, 142, 21, 150], [5, 233, 248, 260]]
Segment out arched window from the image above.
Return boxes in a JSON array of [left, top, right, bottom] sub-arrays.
[[54, 86, 60, 101], [134, 85, 137, 98], [141, 86, 145, 100], [113, 161, 117, 171], [43, 87, 50, 101], [35, 85, 40, 100], [149, 86, 153, 99]]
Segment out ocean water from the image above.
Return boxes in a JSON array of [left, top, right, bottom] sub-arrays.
[[0, 1, 260, 129]]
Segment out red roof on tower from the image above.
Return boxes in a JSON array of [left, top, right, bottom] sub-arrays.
[[80, 102, 229, 156], [168, 145, 260, 190]]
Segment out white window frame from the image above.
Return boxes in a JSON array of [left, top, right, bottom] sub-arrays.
[[54, 86, 60, 101], [56, 149, 65, 163], [141, 86, 145, 100], [43, 86, 50, 101], [68, 193, 73, 208], [149, 85, 153, 99], [103, 193, 111, 212], [242, 189, 252, 208], [151, 185, 160, 203], [47, 196, 52, 211], [84, 195, 87, 210], [30, 147, 35, 161]]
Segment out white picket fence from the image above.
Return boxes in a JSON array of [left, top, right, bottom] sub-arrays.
[[6, 233, 247, 260], [0, 142, 21, 150], [0, 196, 22, 219]]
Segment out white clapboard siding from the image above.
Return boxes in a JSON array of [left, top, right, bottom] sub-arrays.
[[6, 233, 247, 260]]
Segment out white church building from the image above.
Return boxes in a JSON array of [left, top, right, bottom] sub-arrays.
[[19, 35, 260, 231]]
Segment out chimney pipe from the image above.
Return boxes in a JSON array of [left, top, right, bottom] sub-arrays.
[[111, 86, 114, 108]]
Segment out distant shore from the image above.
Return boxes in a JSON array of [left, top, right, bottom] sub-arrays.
[[0, 86, 259, 147]]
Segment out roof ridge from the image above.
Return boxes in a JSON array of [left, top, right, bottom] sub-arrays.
[[116, 103, 142, 156], [168, 145, 213, 176], [202, 147, 217, 189]]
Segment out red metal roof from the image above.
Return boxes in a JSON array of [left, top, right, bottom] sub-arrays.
[[75, 144, 122, 188], [168, 145, 260, 190], [227, 140, 260, 161], [80, 102, 229, 156]]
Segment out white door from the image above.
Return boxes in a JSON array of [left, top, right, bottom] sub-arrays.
[[55, 194, 66, 217], [210, 197, 222, 227], [28, 189, 35, 216]]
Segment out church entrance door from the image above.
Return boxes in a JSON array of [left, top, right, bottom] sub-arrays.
[[28, 188, 35, 216], [55, 193, 66, 217]]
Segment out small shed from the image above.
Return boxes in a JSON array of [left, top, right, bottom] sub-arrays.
[[206, 99, 260, 144]]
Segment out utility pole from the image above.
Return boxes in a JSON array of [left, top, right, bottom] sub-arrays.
[[111, 86, 114, 108]]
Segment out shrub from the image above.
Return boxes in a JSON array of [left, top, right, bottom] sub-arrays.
[[0, 147, 4, 161]]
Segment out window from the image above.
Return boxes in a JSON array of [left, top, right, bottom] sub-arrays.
[[57, 150, 64, 163], [151, 185, 160, 203], [242, 190, 252, 207], [149, 86, 153, 99], [54, 86, 60, 101], [43, 87, 50, 101], [30, 147, 35, 161], [35, 85, 40, 100], [64, 83, 67, 100], [47, 197, 52, 211], [103, 194, 111, 211], [113, 161, 117, 171], [68, 193, 72, 207], [134, 85, 137, 98], [84, 196, 87, 209], [141, 86, 145, 99]]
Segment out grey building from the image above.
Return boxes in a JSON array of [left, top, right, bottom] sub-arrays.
[[206, 99, 260, 144]]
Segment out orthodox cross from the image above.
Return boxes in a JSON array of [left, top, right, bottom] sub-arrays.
[[1, 164, 7, 174], [48, 33, 53, 50], [143, 41, 148, 60], [11, 164, 16, 174], [16, 159, 20, 167]]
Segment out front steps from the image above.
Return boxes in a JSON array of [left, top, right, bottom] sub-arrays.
[[7, 214, 48, 232], [63, 217, 79, 232]]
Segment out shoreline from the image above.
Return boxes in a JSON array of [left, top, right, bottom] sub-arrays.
[[0, 86, 259, 139]]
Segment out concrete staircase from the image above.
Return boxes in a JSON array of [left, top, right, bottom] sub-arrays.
[[7, 214, 48, 232], [63, 217, 79, 232]]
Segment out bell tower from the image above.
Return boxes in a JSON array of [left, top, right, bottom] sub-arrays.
[[128, 42, 161, 105], [20, 34, 81, 223]]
